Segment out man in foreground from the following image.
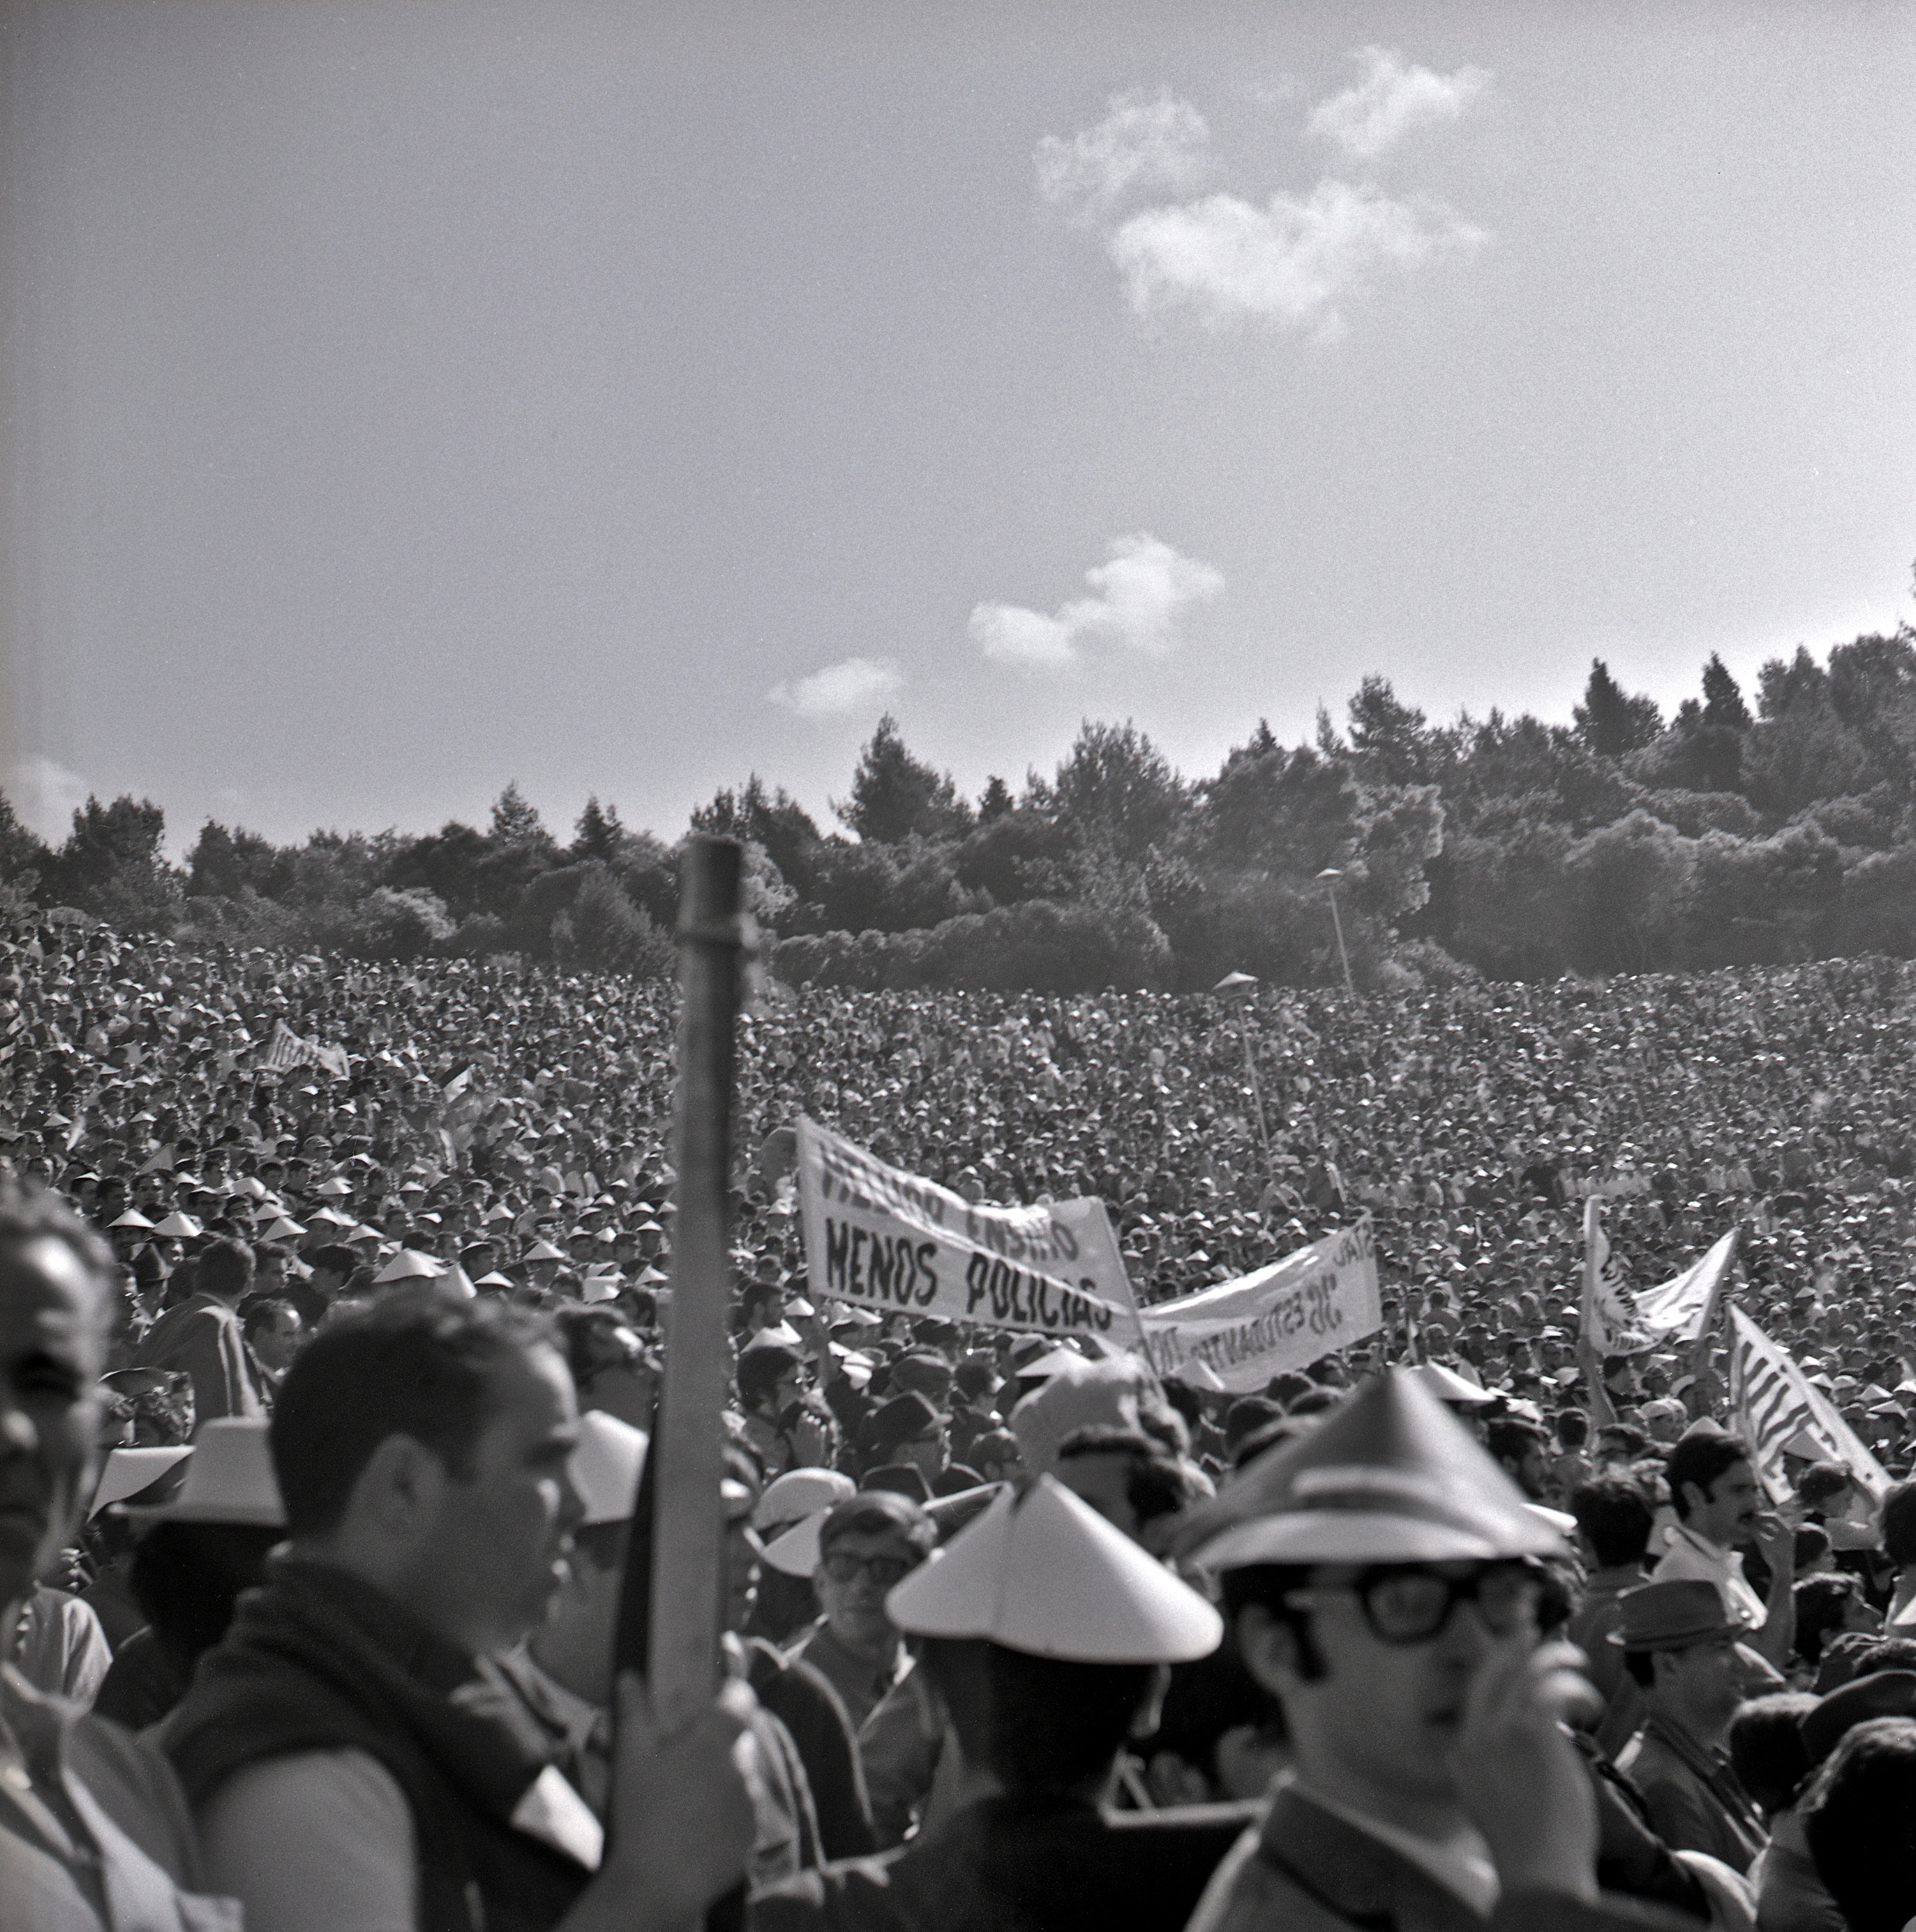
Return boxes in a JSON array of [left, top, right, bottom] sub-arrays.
[[1, 1181, 225, 1929], [159, 1288, 758, 1932], [1181, 1369, 1698, 1930]]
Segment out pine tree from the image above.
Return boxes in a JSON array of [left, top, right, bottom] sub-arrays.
[[571, 795, 624, 863], [1574, 661, 1662, 758], [1700, 655, 1752, 732]]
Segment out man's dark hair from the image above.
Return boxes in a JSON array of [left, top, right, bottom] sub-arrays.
[[1804, 1717, 1916, 1932], [1056, 1425, 1194, 1527], [1555, 1408, 1588, 1450], [1219, 1564, 1327, 1684], [271, 1289, 555, 1537], [1570, 1474, 1655, 1570], [1795, 1574, 1864, 1667], [1727, 1691, 1818, 1818], [1664, 1431, 1751, 1521], [308, 1244, 358, 1284], [242, 1297, 297, 1348], [738, 1344, 800, 1411], [1799, 1462, 1855, 1511], [1881, 1481, 1916, 1568], [918, 1637, 1153, 1797], [196, 1237, 255, 1304], [1598, 1423, 1648, 1459], [1484, 1417, 1548, 1469], [1223, 1397, 1283, 1453], [817, 1490, 937, 1560]]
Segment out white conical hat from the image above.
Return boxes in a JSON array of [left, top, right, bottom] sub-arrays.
[[569, 1411, 649, 1526], [373, 1248, 445, 1284], [89, 1444, 192, 1517], [885, 1474, 1221, 1664], [1408, 1360, 1496, 1406], [108, 1208, 155, 1231], [152, 1211, 202, 1238], [262, 1216, 306, 1241], [125, 1418, 285, 1527]]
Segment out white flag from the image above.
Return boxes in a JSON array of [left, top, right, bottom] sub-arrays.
[[1581, 1198, 1648, 1354], [1635, 1230, 1738, 1344], [1728, 1305, 1890, 1504]]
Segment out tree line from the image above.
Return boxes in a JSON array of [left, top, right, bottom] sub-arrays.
[[6, 628, 1916, 992]]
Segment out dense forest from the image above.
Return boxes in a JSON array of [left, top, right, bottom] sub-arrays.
[[8, 631, 1916, 994]]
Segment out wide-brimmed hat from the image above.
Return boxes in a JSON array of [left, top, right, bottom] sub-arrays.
[[124, 1418, 285, 1528], [1610, 1579, 1740, 1653], [1176, 1369, 1564, 1570]]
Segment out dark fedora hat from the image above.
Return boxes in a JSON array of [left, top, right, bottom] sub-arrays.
[[1611, 1579, 1739, 1653]]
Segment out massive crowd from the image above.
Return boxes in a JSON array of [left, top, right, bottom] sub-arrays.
[[8, 912, 1916, 1930]]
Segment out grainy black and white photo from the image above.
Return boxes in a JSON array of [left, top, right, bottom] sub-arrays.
[[2, 6, 1914, 1930]]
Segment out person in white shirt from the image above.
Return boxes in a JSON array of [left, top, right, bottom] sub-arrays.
[[1651, 1427, 1794, 1669]]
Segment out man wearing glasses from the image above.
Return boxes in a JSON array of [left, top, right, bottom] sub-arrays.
[[789, 1492, 935, 1730], [1181, 1371, 1682, 1931]]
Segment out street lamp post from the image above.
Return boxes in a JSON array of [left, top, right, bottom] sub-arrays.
[[1316, 868, 1356, 1000], [1213, 970, 1273, 1178]]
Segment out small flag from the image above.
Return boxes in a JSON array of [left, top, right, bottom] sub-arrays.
[[1728, 1306, 1890, 1504]]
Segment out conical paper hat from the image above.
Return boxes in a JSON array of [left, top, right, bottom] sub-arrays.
[[885, 1474, 1221, 1664], [1408, 1361, 1495, 1405], [373, 1248, 445, 1284], [569, 1411, 649, 1526], [1177, 1369, 1563, 1570]]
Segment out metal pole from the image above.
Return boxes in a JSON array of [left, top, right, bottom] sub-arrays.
[[645, 837, 745, 1734], [1326, 882, 1355, 1000], [1240, 1015, 1273, 1176]]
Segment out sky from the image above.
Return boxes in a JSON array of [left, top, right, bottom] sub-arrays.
[[2, 0, 1912, 854]]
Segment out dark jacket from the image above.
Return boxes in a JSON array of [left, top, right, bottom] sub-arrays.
[[1188, 1784, 1703, 1932], [159, 1558, 589, 1932], [748, 1793, 1255, 1932]]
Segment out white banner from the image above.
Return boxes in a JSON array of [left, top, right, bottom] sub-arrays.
[[1634, 1230, 1738, 1343], [796, 1117, 1142, 1341], [1137, 1222, 1381, 1394], [1581, 1198, 1651, 1355], [1728, 1305, 1891, 1504]]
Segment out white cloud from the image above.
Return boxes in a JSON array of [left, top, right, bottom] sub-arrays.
[[4, 754, 88, 844], [970, 534, 1224, 670], [1035, 92, 1216, 228], [1305, 46, 1488, 162], [1109, 180, 1488, 338], [766, 655, 902, 718]]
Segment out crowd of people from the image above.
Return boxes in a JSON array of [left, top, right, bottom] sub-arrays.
[[8, 913, 1916, 1930]]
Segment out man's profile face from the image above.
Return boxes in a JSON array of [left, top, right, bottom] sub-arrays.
[[1691, 1459, 1761, 1546], [411, 1343, 583, 1653], [1241, 1564, 1521, 1805], [815, 1527, 917, 1649], [0, 1237, 107, 1612]]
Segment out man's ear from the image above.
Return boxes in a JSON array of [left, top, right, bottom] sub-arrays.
[[347, 1433, 447, 1541], [1235, 1604, 1305, 1697]]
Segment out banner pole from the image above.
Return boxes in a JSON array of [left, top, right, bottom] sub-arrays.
[[645, 837, 745, 1726]]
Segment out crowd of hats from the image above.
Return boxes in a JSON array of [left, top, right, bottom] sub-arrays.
[[7, 922, 1916, 1462]]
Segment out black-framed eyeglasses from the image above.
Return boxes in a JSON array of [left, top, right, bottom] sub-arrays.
[[820, 1550, 914, 1588], [1286, 1561, 1541, 1646]]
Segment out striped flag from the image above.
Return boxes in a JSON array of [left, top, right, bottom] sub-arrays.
[[262, 1019, 316, 1072], [1727, 1305, 1890, 1504]]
